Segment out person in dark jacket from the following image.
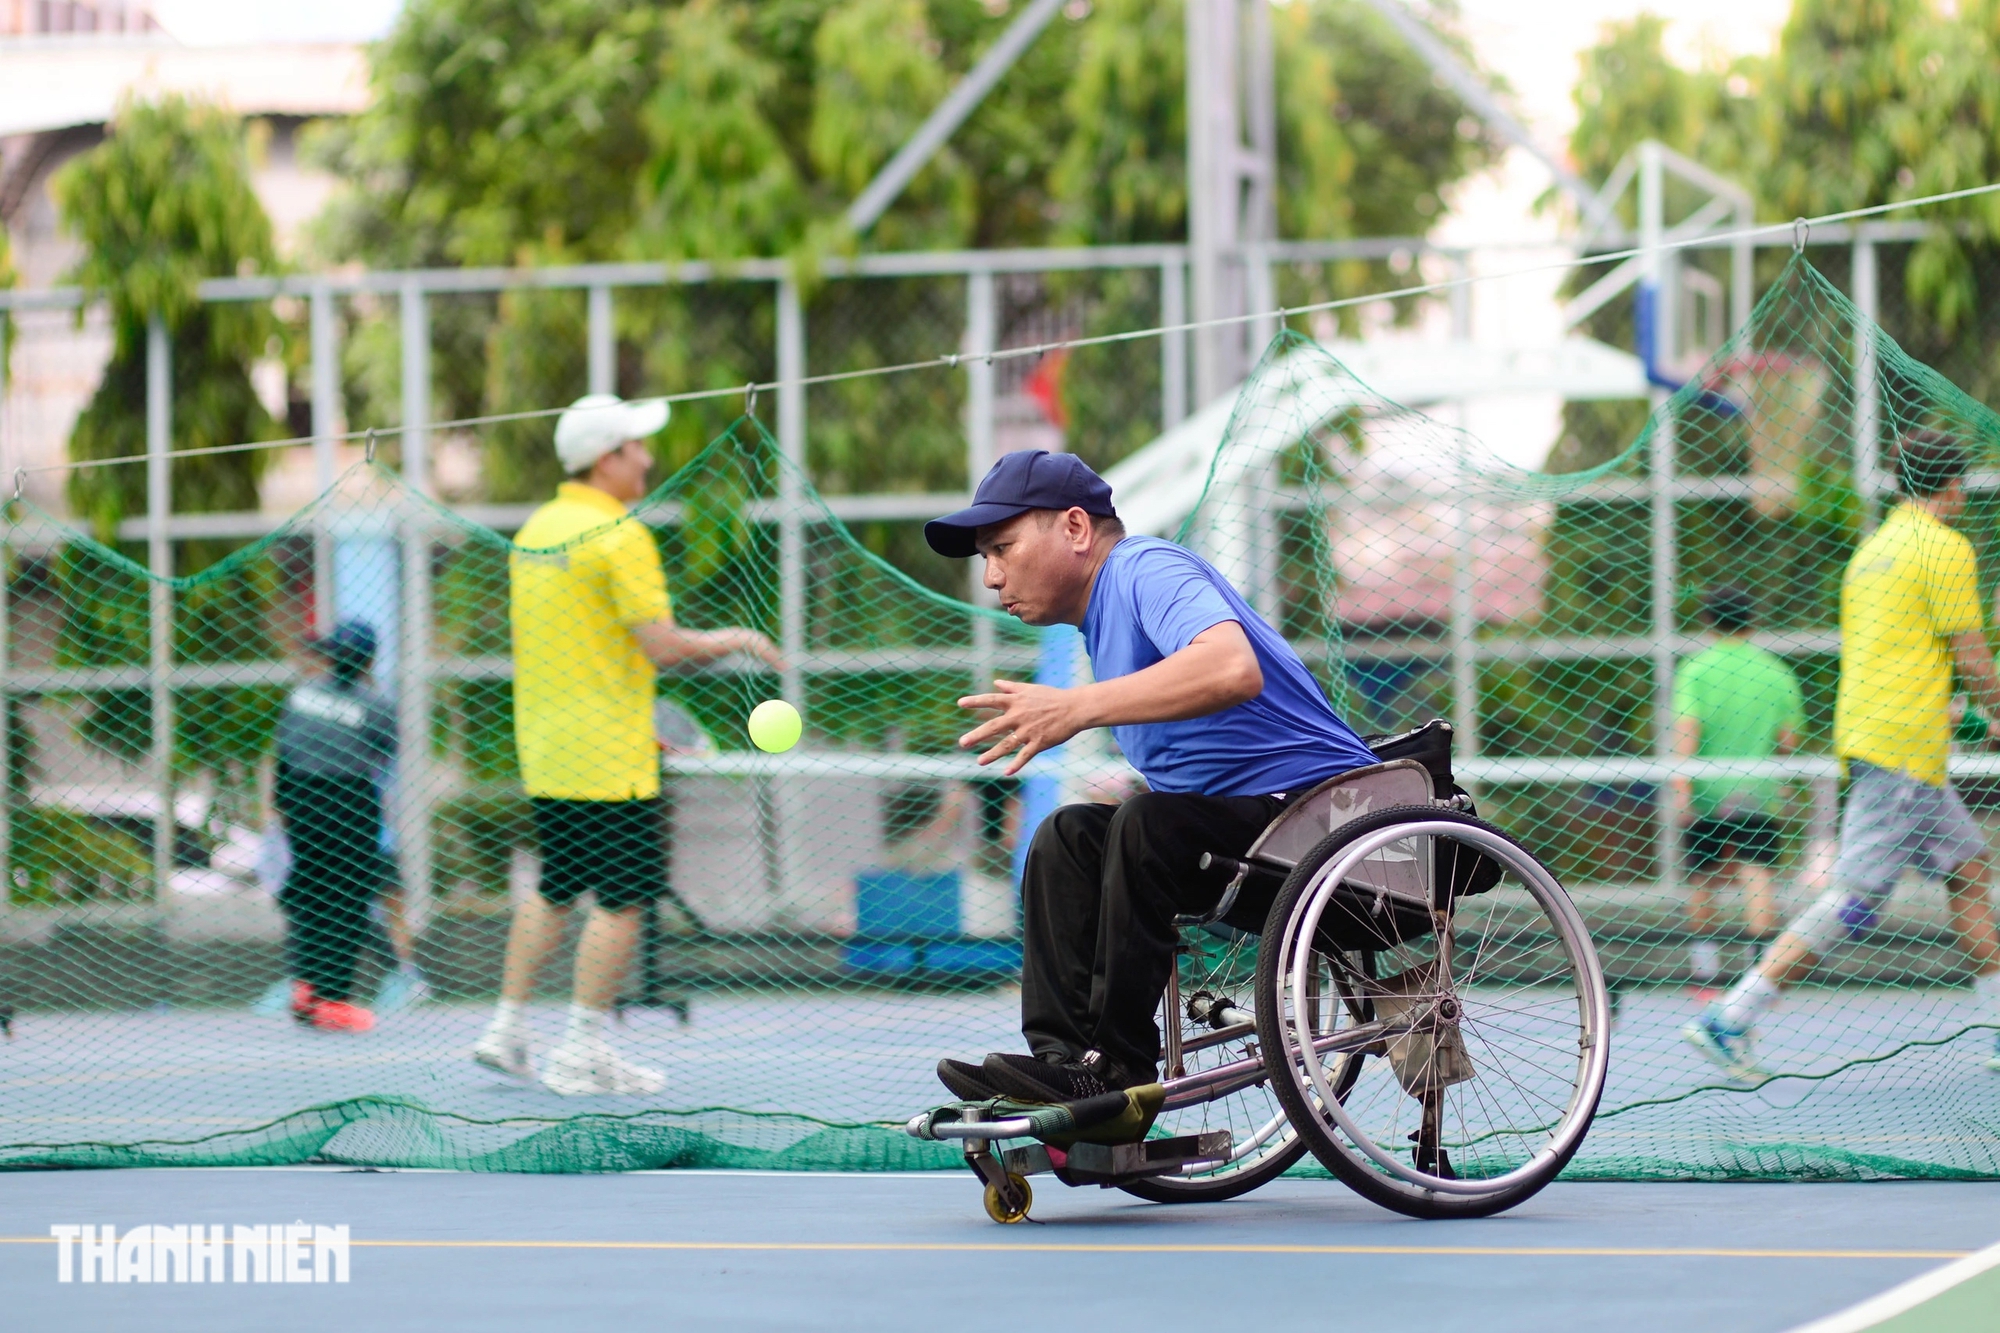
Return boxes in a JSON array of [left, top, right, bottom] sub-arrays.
[[275, 621, 397, 1032]]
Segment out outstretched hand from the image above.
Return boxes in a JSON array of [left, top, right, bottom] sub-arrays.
[[957, 679, 1086, 777]]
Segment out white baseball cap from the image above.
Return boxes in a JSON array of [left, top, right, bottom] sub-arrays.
[[552, 394, 671, 474]]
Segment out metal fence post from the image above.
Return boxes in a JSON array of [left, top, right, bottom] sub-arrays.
[[1640, 143, 1682, 896], [771, 275, 809, 924], [397, 279, 434, 935], [309, 281, 340, 633], [587, 284, 615, 397], [964, 271, 997, 696], [1448, 253, 1479, 761], [1160, 259, 1188, 430], [0, 304, 10, 892], [0, 507, 11, 896], [1852, 237, 1881, 533], [1651, 407, 1680, 896], [776, 276, 806, 709], [146, 314, 175, 901], [1246, 243, 1276, 357]]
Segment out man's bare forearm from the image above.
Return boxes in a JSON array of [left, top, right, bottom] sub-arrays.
[[1067, 624, 1261, 729], [1670, 714, 1698, 825], [1952, 631, 2000, 718], [632, 622, 778, 671]]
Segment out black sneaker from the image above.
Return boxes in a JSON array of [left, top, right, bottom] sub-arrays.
[[981, 1050, 1130, 1104], [936, 1057, 1002, 1101]]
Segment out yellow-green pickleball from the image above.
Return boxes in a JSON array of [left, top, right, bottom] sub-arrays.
[[747, 699, 802, 753]]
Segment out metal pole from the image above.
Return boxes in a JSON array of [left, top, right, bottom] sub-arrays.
[[1639, 144, 1681, 896], [1160, 260, 1188, 429], [0, 507, 11, 894], [1186, 0, 1274, 404], [1448, 255, 1478, 760], [1731, 201, 1754, 335], [146, 314, 174, 901], [1852, 238, 1881, 534], [310, 281, 340, 632], [587, 284, 615, 397], [1245, 244, 1277, 361], [965, 272, 998, 697], [401, 279, 431, 493], [0, 308, 11, 891], [1244, 0, 1276, 246], [773, 275, 808, 925], [1652, 406, 1680, 897], [776, 277, 807, 709], [1185, 0, 1226, 407], [397, 280, 433, 936]]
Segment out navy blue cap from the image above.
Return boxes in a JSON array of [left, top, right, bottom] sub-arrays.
[[312, 620, 378, 668], [924, 450, 1117, 558]]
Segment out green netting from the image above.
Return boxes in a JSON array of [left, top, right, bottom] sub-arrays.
[[2, 252, 1997, 1178]]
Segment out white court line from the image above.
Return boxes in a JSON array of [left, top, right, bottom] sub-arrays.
[[1785, 1237, 2000, 1332]]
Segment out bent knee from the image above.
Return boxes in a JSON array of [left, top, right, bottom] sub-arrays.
[[1791, 886, 1889, 953], [1026, 802, 1113, 863], [1105, 790, 1183, 833]]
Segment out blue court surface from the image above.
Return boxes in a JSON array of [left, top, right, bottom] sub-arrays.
[[3, 1170, 1997, 1332]]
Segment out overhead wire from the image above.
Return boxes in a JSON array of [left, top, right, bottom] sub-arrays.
[[18, 177, 2000, 481]]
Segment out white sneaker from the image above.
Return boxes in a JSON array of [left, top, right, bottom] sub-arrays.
[[540, 1037, 666, 1097], [472, 1025, 535, 1079]]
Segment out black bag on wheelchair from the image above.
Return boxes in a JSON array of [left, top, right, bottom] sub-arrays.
[[1360, 719, 1504, 905]]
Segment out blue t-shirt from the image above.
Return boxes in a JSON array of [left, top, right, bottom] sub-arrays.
[[1080, 536, 1378, 796]]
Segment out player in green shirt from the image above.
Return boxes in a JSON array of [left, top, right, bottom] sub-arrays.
[[1671, 586, 1803, 984]]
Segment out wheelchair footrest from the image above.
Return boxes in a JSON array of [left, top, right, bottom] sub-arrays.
[[1002, 1131, 1234, 1184]]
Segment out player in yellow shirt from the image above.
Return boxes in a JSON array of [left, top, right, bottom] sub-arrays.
[[1689, 431, 2000, 1078], [473, 395, 779, 1096]]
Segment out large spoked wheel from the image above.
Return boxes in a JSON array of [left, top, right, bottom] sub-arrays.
[[1254, 806, 1610, 1219], [1120, 922, 1362, 1204]]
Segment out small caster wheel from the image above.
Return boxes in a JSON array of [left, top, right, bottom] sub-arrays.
[[982, 1173, 1033, 1224]]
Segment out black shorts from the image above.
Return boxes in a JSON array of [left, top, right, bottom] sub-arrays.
[[532, 798, 667, 911], [1686, 813, 1782, 872]]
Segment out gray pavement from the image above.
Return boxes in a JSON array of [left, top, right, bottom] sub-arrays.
[[2, 1170, 1996, 1332]]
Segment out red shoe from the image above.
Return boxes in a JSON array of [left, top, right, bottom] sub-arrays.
[[303, 999, 376, 1033], [289, 981, 318, 1024]]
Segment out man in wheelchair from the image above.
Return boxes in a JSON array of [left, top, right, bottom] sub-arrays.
[[924, 450, 1381, 1105]]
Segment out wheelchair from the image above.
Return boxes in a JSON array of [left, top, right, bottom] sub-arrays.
[[907, 720, 1612, 1222]]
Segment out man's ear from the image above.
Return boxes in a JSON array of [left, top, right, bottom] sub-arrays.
[[1067, 506, 1093, 550]]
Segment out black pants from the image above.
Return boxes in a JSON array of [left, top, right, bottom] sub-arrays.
[[276, 773, 390, 1003], [1020, 791, 1289, 1082]]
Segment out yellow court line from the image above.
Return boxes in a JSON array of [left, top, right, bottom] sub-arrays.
[[0, 1237, 1969, 1259]]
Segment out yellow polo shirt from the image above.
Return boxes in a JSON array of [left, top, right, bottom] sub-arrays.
[[1834, 502, 1984, 786], [511, 482, 671, 800]]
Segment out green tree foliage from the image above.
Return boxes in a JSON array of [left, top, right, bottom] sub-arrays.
[[1568, 14, 1748, 197], [315, 0, 1508, 504], [1569, 2, 2000, 354], [1275, 0, 1500, 243], [637, 1, 808, 260], [1548, 3, 2000, 763], [809, 0, 973, 251], [1052, 0, 1502, 462], [1048, 0, 1186, 245], [1053, 0, 1498, 247], [53, 96, 281, 532], [49, 97, 284, 777]]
